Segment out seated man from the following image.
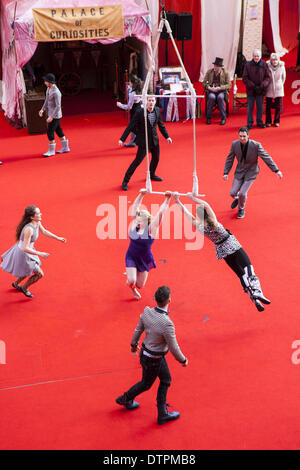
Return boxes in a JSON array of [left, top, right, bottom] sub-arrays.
[[202, 57, 231, 125]]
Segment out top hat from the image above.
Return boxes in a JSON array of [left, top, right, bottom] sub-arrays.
[[43, 73, 56, 84], [213, 57, 224, 67]]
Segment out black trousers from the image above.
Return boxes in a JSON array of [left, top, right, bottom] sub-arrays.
[[123, 144, 160, 183], [223, 248, 252, 289], [265, 97, 282, 124], [47, 118, 64, 141], [126, 350, 171, 406]]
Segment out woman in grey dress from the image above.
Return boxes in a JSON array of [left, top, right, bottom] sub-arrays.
[[173, 193, 270, 312], [1, 206, 66, 298]]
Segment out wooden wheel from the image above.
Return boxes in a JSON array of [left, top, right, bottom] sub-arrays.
[[58, 72, 82, 96]]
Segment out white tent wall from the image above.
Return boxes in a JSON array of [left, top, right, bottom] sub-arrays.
[[199, 0, 242, 81], [268, 0, 288, 57], [134, 0, 159, 80]]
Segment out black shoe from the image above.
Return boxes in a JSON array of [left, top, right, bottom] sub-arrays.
[[254, 299, 265, 312], [237, 208, 245, 219], [258, 123, 266, 128], [247, 124, 253, 129], [255, 294, 271, 305], [20, 288, 34, 298], [124, 142, 136, 148], [122, 181, 128, 191], [12, 282, 23, 292], [157, 405, 180, 425], [231, 198, 239, 209], [258, 295, 271, 305], [206, 118, 211, 125], [220, 119, 226, 125], [116, 394, 139, 410], [150, 174, 163, 182]]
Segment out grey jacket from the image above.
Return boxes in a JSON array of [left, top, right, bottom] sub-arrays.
[[224, 139, 279, 181], [131, 306, 186, 363], [42, 85, 62, 119]]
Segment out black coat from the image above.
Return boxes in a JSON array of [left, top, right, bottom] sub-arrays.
[[120, 106, 170, 147], [242, 59, 271, 96]]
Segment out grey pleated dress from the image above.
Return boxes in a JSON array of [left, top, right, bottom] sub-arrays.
[[1, 223, 41, 277]]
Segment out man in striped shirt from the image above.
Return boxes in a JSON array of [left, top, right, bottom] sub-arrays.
[[116, 285, 188, 425]]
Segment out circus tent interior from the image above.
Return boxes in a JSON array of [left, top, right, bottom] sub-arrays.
[[0, 0, 300, 458]]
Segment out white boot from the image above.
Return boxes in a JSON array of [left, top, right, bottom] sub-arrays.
[[57, 139, 70, 154], [245, 287, 265, 312], [248, 275, 271, 305], [43, 143, 56, 157]]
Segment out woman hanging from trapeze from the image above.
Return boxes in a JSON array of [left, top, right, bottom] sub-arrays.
[[173, 192, 270, 311], [125, 189, 171, 299]]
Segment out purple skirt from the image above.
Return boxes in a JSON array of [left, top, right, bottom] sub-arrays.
[[125, 250, 156, 272], [125, 226, 156, 272]]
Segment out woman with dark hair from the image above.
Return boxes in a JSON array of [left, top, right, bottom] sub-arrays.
[[173, 193, 271, 312], [125, 189, 171, 299], [117, 74, 142, 147], [1, 206, 66, 298]]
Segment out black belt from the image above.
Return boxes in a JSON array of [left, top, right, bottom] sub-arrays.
[[215, 229, 232, 245], [142, 343, 167, 357]]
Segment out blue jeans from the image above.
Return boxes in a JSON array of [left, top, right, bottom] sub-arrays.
[[247, 95, 264, 126]]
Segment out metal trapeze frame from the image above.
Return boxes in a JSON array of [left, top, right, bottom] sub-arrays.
[[140, 8, 205, 198]]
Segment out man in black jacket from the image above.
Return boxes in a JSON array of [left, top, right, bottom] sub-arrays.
[[118, 96, 172, 191], [242, 49, 271, 129]]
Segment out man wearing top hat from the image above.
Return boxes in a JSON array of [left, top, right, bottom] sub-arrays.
[[39, 73, 70, 157], [202, 57, 231, 125]]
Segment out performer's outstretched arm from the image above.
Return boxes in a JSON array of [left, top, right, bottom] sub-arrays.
[[173, 192, 197, 228], [187, 194, 218, 226], [130, 189, 147, 219], [149, 192, 172, 237]]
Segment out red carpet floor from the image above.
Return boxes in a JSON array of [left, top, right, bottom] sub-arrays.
[[0, 68, 300, 450]]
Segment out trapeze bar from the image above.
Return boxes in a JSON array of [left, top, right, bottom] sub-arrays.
[[137, 94, 205, 99], [149, 191, 206, 197]]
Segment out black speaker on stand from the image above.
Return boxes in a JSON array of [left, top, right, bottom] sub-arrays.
[[176, 12, 193, 64], [161, 10, 177, 65]]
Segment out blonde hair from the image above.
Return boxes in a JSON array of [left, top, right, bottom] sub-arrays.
[[270, 53, 279, 61], [137, 209, 152, 225]]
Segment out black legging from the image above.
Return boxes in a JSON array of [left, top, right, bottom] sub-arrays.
[[223, 248, 253, 289], [47, 118, 64, 141]]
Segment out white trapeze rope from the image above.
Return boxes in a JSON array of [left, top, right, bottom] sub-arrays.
[[141, 12, 205, 198]]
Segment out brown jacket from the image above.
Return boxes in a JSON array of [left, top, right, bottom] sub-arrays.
[[131, 306, 186, 363], [202, 68, 231, 102]]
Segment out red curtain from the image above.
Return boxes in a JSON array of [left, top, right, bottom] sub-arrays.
[[0, 0, 2, 81], [279, 0, 299, 51], [158, 0, 201, 82], [263, 0, 274, 54], [263, 0, 299, 54]]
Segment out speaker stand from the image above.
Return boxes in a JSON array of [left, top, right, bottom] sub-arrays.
[[165, 39, 169, 65], [181, 40, 185, 64]]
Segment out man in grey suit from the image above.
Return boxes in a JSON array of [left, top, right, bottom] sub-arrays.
[[223, 127, 283, 218]]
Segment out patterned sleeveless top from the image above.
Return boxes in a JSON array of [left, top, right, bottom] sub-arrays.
[[196, 221, 242, 259]]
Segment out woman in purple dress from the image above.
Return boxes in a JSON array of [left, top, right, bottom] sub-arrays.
[[1, 205, 66, 298], [126, 189, 171, 299]]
